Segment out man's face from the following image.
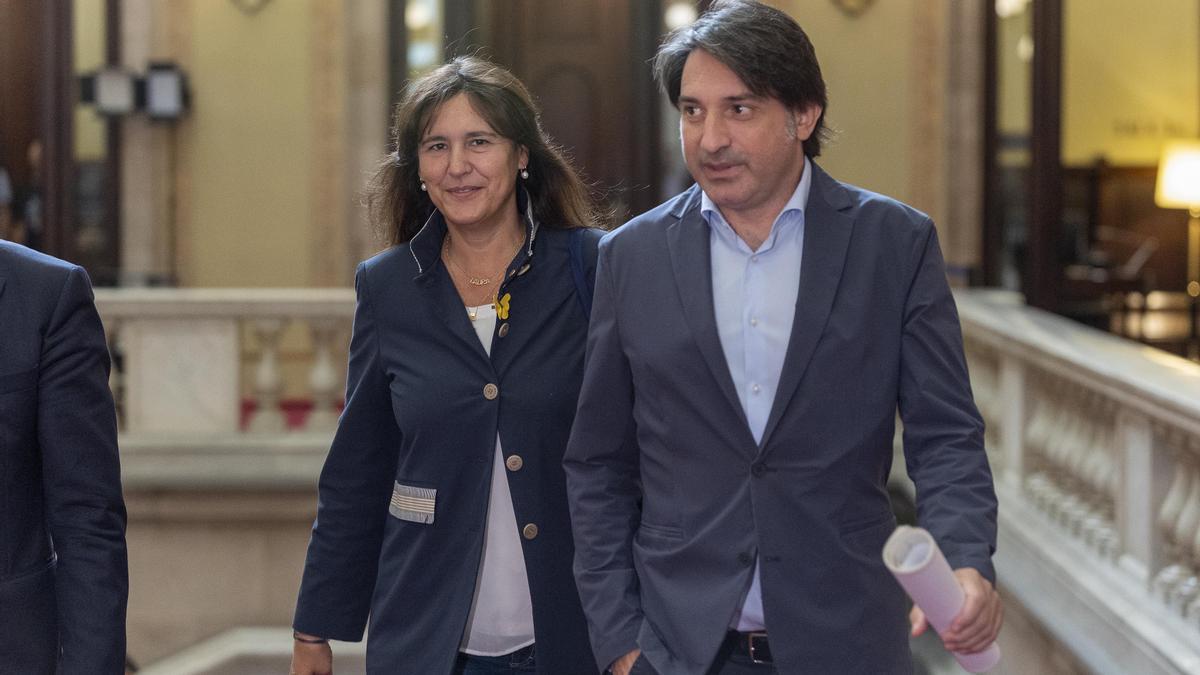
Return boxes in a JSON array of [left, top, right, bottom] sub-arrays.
[[678, 49, 820, 222]]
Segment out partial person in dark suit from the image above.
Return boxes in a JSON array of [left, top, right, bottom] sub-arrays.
[[0, 241, 128, 674], [292, 57, 603, 675], [564, 2, 1002, 674]]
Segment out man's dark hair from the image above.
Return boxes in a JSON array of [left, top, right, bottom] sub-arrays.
[[653, 0, 829, 158]]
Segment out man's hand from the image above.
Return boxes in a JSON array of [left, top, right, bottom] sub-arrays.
[[290, 634, 333, 675], [611, 648, 642, 675], [909, 567, 1002, 654]]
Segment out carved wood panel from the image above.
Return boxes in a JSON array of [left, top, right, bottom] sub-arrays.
[[487, 0, 662, 223]]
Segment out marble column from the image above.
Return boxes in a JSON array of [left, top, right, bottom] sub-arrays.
[[345, 0, 390, 265], [119, 0, 178, 286]]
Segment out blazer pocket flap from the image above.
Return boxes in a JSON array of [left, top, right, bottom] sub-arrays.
[[389, 482, 436, 524], [0, 368, 37, 395]]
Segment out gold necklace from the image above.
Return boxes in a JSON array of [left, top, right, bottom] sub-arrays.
[[444, 244, 491, 287], [443, 234, 523, 320], [465, 288, 500, 321]]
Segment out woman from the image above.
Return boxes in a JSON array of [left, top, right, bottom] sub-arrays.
[[291, 57, 604, 675]]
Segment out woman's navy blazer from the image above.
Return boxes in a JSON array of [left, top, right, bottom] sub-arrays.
[[294, 208, 602, 675]]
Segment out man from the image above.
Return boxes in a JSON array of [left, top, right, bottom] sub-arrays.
[[563, 2, 1001, 674], [0, 240, 129, 674]]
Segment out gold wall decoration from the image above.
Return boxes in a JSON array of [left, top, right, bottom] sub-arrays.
[[230, 0, 272, 16], [831, 0, 876, 19]]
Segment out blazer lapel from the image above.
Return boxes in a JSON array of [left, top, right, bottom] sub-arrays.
[[666, 189, 750, 431], [418, 271, 491, 361], [410, 213, 491, 362], [760, 164, 855, 448]]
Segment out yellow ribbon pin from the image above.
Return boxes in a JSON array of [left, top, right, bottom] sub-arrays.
[[495, 292, 511, 320]]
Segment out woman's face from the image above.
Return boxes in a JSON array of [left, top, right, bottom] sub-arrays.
[[417, 93, 528, 232]]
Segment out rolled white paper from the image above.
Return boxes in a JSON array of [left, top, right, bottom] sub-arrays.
[[882, 525, 1001, 673]]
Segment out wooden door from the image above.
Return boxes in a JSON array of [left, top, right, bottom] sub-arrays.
[[487, 1, 663, 223], [0, 0, 43, 233]]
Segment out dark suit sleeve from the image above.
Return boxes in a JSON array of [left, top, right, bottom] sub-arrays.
[[38, 266, 128, 674], [294, 263, 401, 640], [898, 222, 998, 583], [563, 240, 644, 671]]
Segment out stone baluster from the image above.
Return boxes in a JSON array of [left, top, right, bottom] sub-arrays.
[[1188, 437, 1200, 624], [1072, 406, 1102, 537], [1059, 392, 1094, 528], [1045, 387, 1083, 520], [966, 351, 984, 408], [1022, 371, 1049, 463], [1024, 372, 1058, 511], [974, 351, 1003, 457], [305, 318, 342, 432], [1046, 385, 1075, 474], [1168, 455, 1200, 613], [1079, 398, 1108, 521], [248, 318, 287, 433], [103, 317, 123, 430], [1086, 402, 1120, 557], [1040, 378, 1068, 474], [1087, 406, 1116, 515], [1154, 434, 1193, 600]]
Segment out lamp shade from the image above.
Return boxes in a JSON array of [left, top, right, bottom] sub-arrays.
[[1155, 141, 1200, 209]]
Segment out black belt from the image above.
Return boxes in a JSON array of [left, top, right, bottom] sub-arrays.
[[725, 631, 772, 665]]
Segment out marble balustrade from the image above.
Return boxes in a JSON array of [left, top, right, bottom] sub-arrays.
[[957, 289, 1200, 675], [94, 288, 356, 436], [93, 287, 1200, 672]]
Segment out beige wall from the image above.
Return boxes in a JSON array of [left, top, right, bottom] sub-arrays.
[[118, 1, 388, 289], [117, 0, 379, 288], [158, 0, 962, 285], [176, 0, 319, 287], [770, 0, 917, 206], [769, 1, 983, 271], [74, 0, 107, 162], [125, 491, 315, 665], [1063, 0, 1200, 166]]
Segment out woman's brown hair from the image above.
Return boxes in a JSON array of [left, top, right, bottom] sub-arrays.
[[367, 56, 605, 245]]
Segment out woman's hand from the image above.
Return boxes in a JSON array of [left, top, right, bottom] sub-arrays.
[[290, 634, 333, 675]]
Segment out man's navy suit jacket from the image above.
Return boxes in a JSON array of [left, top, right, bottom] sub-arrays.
[[0, 241, 128, 674], [564, 163, 997, 675]]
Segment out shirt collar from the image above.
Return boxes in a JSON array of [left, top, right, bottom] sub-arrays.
[[408, 186, 540, 279], [700, 155, 812, 236]]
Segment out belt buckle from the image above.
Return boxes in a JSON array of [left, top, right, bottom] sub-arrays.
[[746, 631, 771, 665]]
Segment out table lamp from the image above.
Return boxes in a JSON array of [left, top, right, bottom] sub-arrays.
[[1156, 141, 1200, 298]]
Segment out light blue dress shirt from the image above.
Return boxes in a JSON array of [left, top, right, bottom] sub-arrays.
[[700, 157, 811, 632]]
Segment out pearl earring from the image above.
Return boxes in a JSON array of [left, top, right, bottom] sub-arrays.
[[420, 181, 427, 191], [520, 168, 529, 180]]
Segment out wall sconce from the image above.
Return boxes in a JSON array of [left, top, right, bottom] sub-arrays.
[[1155, 141, 1200, 298], [80, 67, 137, 116], [143, 62, 190, 121], [78, 62, 191, 122], [831, 0, 877, 18]]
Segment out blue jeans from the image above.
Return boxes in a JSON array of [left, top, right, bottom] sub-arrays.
[[453, 644, 537, 674]]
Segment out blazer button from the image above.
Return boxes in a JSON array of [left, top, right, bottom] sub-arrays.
[[737, 552, 753, 566], [505, 454, 523, 471], [483, 383, 499, 400], [522, 523, 539, 540], [498, 322, 510, 338], [751, 463, 766, 477]]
